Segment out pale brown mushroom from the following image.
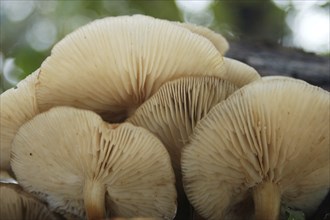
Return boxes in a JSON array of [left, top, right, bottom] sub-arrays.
[[0, 183, 61, 220], [0, 69, 40, 171], [11, 107, 177, 220], [182, 77, 330, 220], [36, 15, 227, 123], [127, 76, 237, 219]]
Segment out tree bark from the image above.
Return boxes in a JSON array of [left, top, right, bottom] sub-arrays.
[[227, 40, 330, 91]]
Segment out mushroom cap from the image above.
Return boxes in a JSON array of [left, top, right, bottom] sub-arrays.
[[36, 15, 226, 122], [11, 106, 176, 219], [127, 76, 237, 219], [222, 57, 260, 87], [182, 78, 330, 219], [173, 22, 229, 55], [127, 76, 237, 172], [0, 69, 40, 171], [0, 183, 60, 220]]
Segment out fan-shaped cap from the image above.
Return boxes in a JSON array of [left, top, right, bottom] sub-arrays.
[[0, 69, 40, 171], [222, 57, 260, 87], [0, 183, 60, 220], [173, 22, 229, 55], [128, 76, 237, 172], [11, 107, 177, 220], [182, 78, 330, 220], [36, 15, 226, 122]]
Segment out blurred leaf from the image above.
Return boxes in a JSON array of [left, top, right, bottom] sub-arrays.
[[14, 46, 48, 78], [126, 0, 182, 21], [285, 206, 305, 220]]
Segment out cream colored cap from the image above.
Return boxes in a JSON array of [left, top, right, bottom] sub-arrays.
[[222, 57, 260, 87], [11, 107, 177, 219], [128, 76, 237, 172], [36, 15, 226, 122], [182, 78, 330, 219], [173, 22, 229, 55], [0, 69, 40, 171]]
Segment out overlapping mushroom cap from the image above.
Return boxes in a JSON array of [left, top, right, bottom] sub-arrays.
[[172, 22, 229, 55], [0, 69, 40, 171], [182, 77, 330, 220], [0, 14, 231, 173], [128, 76, 238, 172], [222, 57, 260, 87], [11, 107, 177, 219], [127, 76, 238, 219], [36, 14, 227, 122], [0, 183, 60, 220]]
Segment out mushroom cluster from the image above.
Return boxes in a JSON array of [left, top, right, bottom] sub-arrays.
[[0, 14, 329, 220]]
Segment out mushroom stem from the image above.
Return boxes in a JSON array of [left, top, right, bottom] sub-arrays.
[[253, 181, 281, 220], [84, 180, 106, 220]]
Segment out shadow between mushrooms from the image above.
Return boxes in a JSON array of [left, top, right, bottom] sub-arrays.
[[36, 14, 227, 123], [182, 77, 330, 220], [0, 183, 61, 220], [11, 107, 177, 220]]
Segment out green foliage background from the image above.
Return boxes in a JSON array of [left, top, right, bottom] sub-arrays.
[[1, 0, 329, 92]]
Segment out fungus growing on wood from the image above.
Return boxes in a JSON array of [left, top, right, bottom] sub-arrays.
[[0, 69, 40, 171], [0, 183, 60, 220], [36, 15, 227, 123], [182, 77, 330, 220], [11, 107, 177, 220]]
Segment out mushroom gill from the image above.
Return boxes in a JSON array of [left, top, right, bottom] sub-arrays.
[[0, 183, 61, 220], [36, 15, 227, 123], [11, 106, 177, 220], [182, 77, 330, 220], [128, 76, 237, 219]]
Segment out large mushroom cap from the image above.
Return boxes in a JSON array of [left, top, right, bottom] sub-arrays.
[[0, 183, 60, 220], [11, 107, 177, 219], [182, 77, 330, 220], [36, 15, 226, 122], [0, 69, 40, 171]]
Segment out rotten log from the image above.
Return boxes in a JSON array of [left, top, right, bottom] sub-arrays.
[[227, 40, 330, 91]]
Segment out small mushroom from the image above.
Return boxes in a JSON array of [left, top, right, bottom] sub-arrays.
[[173, 22, 229, 55], [11, 106, 177, 220], [0, 183, 60, 220], [127, 76, 237, 218], [0, 69, 40, 171], [36, 15, 227, 123], [222, 57, 260, 87], [182, 77, 330, 220]]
